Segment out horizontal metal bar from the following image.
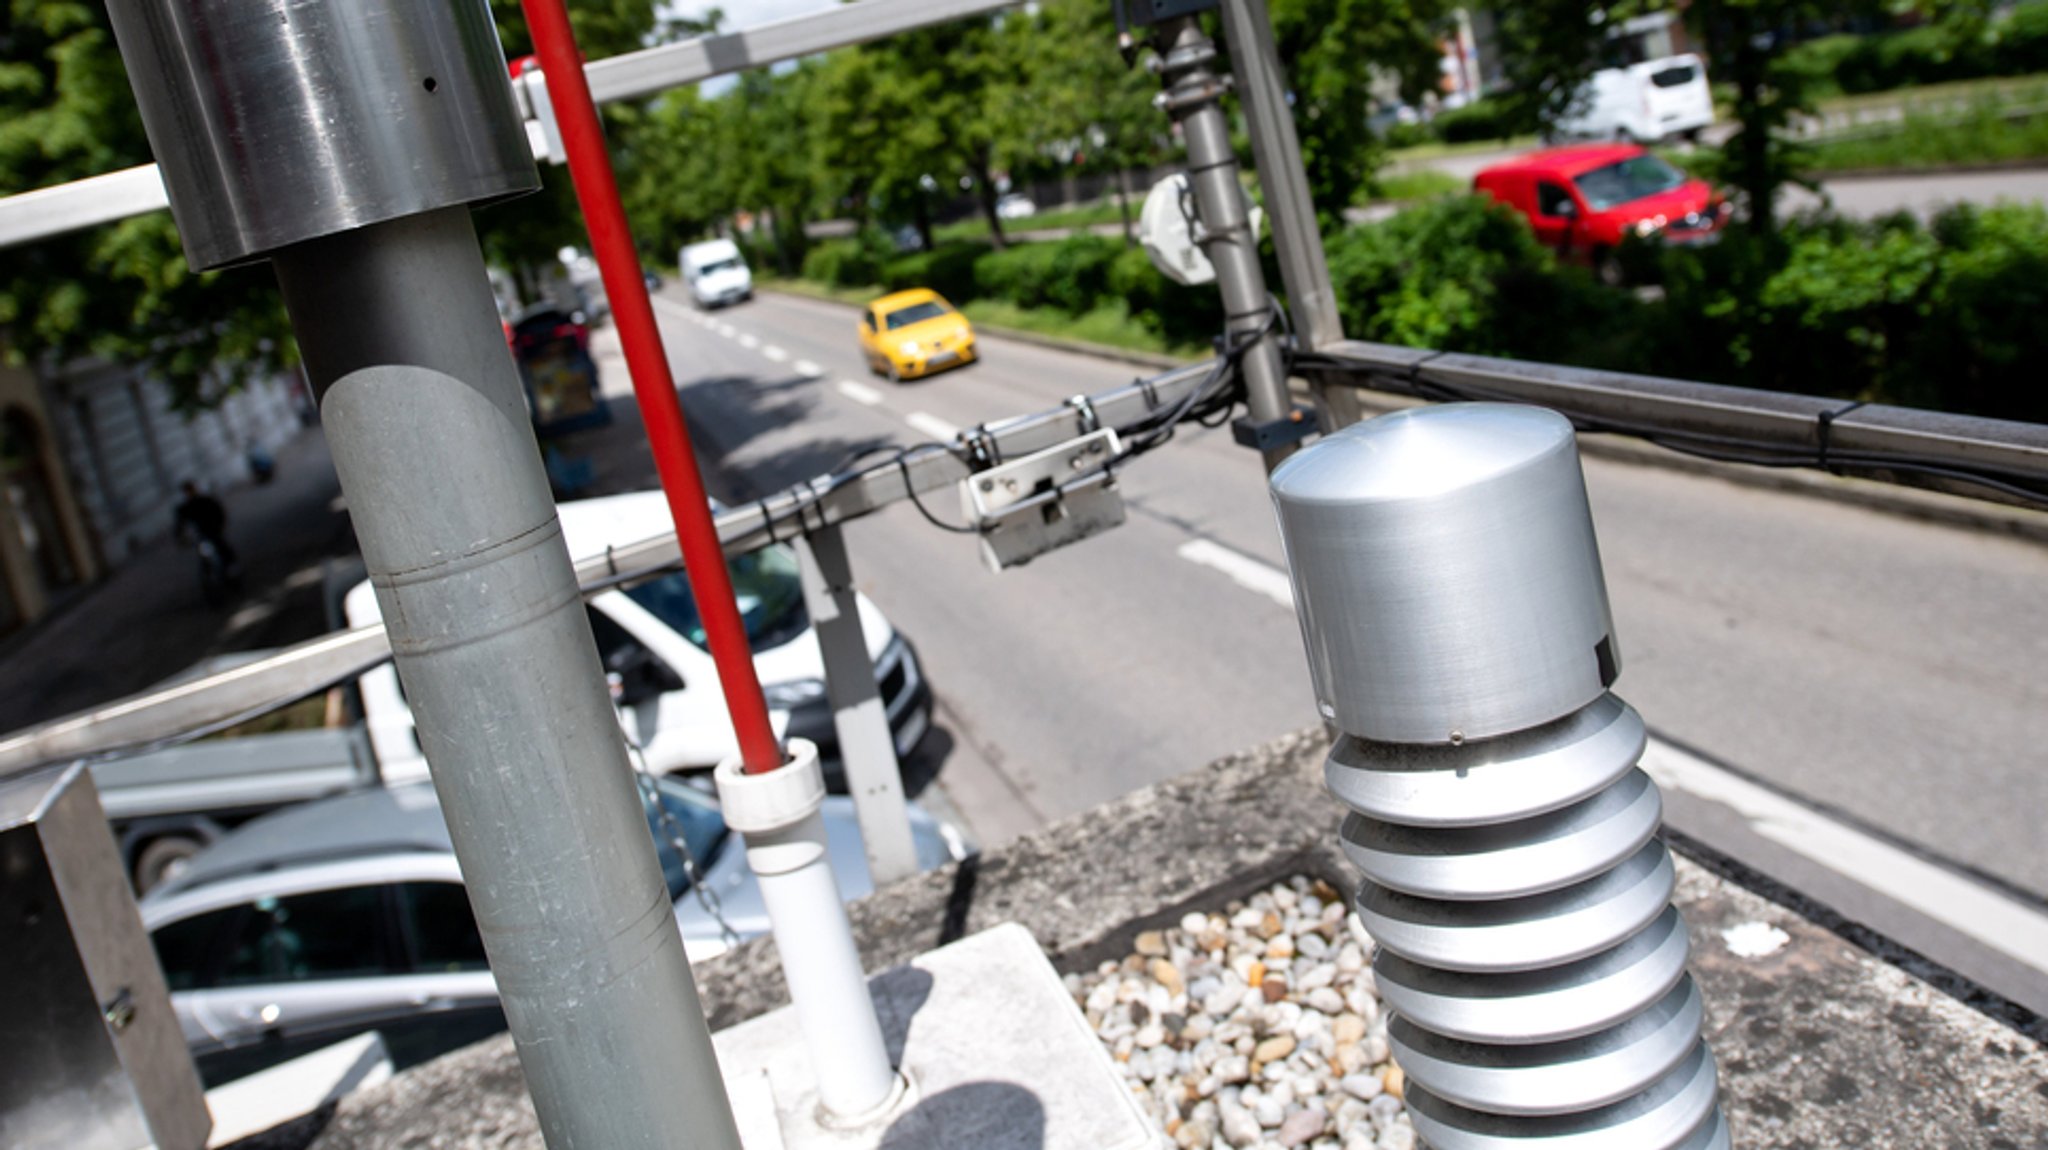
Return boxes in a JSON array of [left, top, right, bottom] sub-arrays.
[[0, 0, 1020, 251], [1308, 340, 2048, 486], [586, 0, 1019, 104], [0, 358, 1216, 774], [0, 164, 168, 249]]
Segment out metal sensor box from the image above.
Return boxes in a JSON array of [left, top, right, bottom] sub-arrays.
[[1268, 404, 1618, 744], [0, 764, 209, 1150]]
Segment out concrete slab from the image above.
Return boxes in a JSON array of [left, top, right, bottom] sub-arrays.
[[288, 727, 2048, 1150], [205, 1032, 389, 1148], [712, 922, 1158, 1150]]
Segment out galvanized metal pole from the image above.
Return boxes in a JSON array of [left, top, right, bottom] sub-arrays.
[[793, 525, 920, 885], [1153, 16, 1298, 469], [1212, 0, 1364, 432], [1269, 405, 1729, 1150], [101, 4, 742, 1147], [273, 210, 744, 1150]]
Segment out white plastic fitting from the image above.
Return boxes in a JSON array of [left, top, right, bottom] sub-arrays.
[[716, 739, 899, 1121]]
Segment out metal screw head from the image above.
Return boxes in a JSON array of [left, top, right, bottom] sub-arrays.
[[103, 988, 136, 1033], [979, 478, 995, 492]]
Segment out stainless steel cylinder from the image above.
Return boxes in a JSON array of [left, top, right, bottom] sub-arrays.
[[273, 208, 741, 1150], [103, 0, 536, 269], [1270, 403, 1617, 744], [1271, 404, 1727, 1150]]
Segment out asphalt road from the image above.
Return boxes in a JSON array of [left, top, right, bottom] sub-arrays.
[[624, 289, 2048, 1009]]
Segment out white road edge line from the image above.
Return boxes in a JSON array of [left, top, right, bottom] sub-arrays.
[[1176, 538, 1294, 610], [837, 380, 884, 406], [905, 411, 960, 442], [762, 345, 788, 362], [1640, 740, 2048, 973], [794, 359, 823, 378]]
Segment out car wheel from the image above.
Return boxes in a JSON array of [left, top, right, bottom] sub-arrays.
[[885, 360, 902, 384], [134, 835, 204, 894]]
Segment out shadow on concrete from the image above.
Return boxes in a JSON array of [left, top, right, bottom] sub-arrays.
[[879, 1081, 1046, 1150], [872, 963, 935, 1069]]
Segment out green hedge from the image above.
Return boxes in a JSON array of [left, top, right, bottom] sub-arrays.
[[971, 235, 1123, 315], [1788, 4, 2048, 95]]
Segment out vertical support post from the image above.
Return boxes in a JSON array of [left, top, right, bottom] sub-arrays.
[[1214, 0, 1364, 431], [522, 0, 785, 776], [273, 209, 744, 1150], [1153, 17, 1297, 470], [793, 524, 920, 885], [101, 3, 745, 1145]]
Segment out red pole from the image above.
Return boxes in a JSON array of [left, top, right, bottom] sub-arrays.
[[520, 0, 784, 774]]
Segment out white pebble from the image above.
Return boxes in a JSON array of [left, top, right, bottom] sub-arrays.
[[1339, 1074, 1382, 1101]]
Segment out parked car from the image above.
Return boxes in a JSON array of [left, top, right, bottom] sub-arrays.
[[994, 193, 1037, 220], [347, 489, 935, 789], [1473, 144, 1727, 283], [856, 289, 978, 382], [99, 489, 933, 894], [680, 238, 753, 308], [1550, 53, 1714, 144], [141, 775, 968, 1085], [509, 304, 611, 437]]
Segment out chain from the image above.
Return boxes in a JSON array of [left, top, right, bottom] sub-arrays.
[[624, 732, 743, 951]]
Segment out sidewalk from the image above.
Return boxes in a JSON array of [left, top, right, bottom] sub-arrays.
[[0, 426, 355, 736]]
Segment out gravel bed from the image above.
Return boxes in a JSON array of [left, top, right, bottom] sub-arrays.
[[1064, 875, 1417, 1150]]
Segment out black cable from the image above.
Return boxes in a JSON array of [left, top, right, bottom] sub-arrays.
[[1378, 371, 2048, 510]]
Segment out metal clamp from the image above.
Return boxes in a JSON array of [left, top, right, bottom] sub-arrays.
[[1065, 394, 1101, 435]]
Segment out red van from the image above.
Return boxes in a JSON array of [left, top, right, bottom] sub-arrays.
[[1473, 144, 1726, 281]]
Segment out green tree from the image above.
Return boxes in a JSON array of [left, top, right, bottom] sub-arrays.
[[1264, 0, 1450, 229], [0, 0, 671, 410], [1012, 0, 1168, 244]]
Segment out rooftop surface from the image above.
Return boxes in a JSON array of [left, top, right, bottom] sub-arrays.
[[245, 727, 2047, 1150]]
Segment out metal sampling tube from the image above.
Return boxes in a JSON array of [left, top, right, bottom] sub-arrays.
[[1153, 16, 1296, 467], [103, 3, 743, 1145], [272, 210, 743, 1149], [1269, 404, 1729, 1150]]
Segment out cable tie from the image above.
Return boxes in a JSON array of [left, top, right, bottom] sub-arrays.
[[757, 497, 780, 544], [604, 544, 619, 577], [1816, 401, 1867, 474]]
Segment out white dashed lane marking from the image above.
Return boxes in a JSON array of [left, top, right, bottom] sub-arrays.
[[794, 359, 823, 378], [1175, 539, 1295, 610], [763, 345, 788, 363], [837, 380, 884, 406], [905, 412, 960, 442]]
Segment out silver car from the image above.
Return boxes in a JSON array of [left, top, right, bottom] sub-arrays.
[[141, 775, 966, 1085]]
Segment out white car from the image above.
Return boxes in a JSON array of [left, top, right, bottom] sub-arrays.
[[347, 490, 933, 791], [141, 776, 967, 1085], [995, 193, 1037, 220], [680, 238, 752, 308], [1552, 53, 1714, 144]]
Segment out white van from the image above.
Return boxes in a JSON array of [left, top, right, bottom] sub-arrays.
[[346, 490, 931, 789], [1553, 53, 1714, 144], [680, 238, 753, 308]]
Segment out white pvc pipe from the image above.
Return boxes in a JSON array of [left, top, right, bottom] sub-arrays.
[[715, 739, 899, 1120]]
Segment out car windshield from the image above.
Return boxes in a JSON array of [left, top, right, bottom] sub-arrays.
[[884, 301, 951, 330], [700, 258, 742, 275], [1574, 155, 1688, 210], [623, 545, 808, 653], [638, 774, 730, 900]]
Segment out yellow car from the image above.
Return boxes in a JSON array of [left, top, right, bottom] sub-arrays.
[[857, 289, 977, 381]]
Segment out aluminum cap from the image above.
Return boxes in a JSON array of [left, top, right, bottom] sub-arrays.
[[105, 0, 538, 270], [1270, 404, 1618, 744]]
